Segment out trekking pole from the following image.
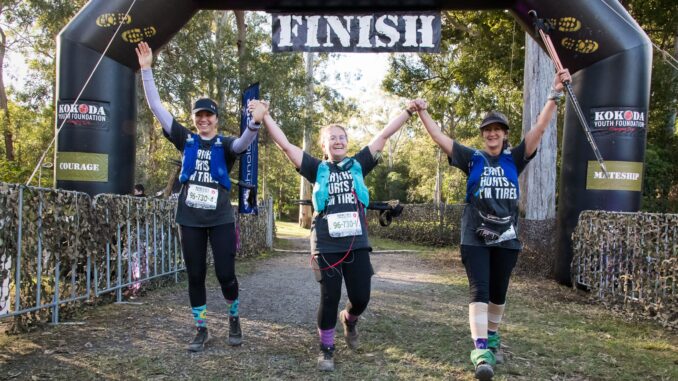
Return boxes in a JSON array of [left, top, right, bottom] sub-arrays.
[[528, 10, 609, 178]]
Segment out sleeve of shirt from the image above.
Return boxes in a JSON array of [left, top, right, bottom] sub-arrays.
[[223, 136, 239, 172], [511, 140, 536, 175], [298, 152, 321, 183], [354, 146, 379, 177], [140, 68, 174, 134], [162, 119, 191, 152], [448, 141, 475, 175], [230, 121, 259, 154]]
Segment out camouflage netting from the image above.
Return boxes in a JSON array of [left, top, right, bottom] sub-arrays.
[[0, 183, 272, 329], [572, 211, 677, 328], [515, 218, 556, 277], [366, 204, 464, 247], [367, 203, 556, 277], [0, 184, 97, 329], [236, 201, 273, 258]]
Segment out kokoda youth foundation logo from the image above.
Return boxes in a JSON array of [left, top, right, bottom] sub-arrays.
[[57, 100, 110, 130], [590, 107, 646, 134]]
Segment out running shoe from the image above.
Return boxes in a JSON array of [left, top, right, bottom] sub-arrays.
[[317, 344, 335, 372], [228, 316, 243, 346], [470, 348, 496, 380], [188, 327, 209, 352], [487, 333, 504, 364], [340, 309, 359, 350]]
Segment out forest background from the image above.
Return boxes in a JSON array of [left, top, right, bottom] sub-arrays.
[[0, 1, 675, 218]]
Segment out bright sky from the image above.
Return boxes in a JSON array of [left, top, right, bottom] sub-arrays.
[[5, 51, 391, 100], [6, 50, 398, 123], [323, 53, 391, 99], [5, 51, 29, 91]]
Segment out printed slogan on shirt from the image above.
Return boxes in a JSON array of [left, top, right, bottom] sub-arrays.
[[190, 148, 218, 184], [477, 166, 518, 200], [326, 171, 356, 206]]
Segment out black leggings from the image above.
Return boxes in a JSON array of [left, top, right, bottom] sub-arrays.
[[460, 245, 519, 304], [315, 249, 373, 330], [180, 223, 238, 307]]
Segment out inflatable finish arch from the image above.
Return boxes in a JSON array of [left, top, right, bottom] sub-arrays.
[[56, 0, 651, 283]]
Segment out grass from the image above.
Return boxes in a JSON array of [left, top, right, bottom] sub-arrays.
[[275, 220, 310, 239], [275, 219, 450, 255]]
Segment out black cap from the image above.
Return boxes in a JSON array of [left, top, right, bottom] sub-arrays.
[[479, 111, 509, 130], [192, 98, 218, 117]]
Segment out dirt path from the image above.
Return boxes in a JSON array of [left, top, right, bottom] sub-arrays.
[[0, 237, 461, 381]]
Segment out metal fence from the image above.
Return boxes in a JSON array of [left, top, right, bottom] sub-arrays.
[[572, 210, 677, 327], [0, 183, 274, 326]]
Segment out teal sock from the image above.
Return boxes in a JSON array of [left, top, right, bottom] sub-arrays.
[[226, 299, 239, 317], [191, 305, 207, 328]]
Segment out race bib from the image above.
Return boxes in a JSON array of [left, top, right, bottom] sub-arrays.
[[327, 212, 362, 238], [185, 184, 218, 210]]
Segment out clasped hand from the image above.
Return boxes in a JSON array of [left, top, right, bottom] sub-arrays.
[[247, 100, 269, 123], [407, 99, 428, 113]]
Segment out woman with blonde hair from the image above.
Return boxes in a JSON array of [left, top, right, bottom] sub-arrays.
[[248, 99, 416, 371]]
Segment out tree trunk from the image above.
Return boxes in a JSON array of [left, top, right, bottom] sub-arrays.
[[147, 119, 157, 187], [298, 52, 314, 228], [234, 10, 247, 92], [261, 141, 267, 199], [163, 164, 180, 198], [433, 111, 446, 205], [0, 26, 15, 161], [215, 11, 230, 113], [665, 26, 678, 136], [519, 34, 557, 220]]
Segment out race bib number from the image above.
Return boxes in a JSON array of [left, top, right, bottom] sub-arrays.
[[327, 212, 362, 238], [185, 184, 218, 210]]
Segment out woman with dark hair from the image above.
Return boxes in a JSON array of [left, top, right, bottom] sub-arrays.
[[136, 42, 262, 352], [415, 68, 571, 380], [248, 99, 415, 371]]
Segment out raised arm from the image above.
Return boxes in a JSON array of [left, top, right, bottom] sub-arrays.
[[415, 99, 454, 157], [367, 103, 417, 155], [135, 42, 173, 134], [248, 100, 304, 168], [230, 120, 260, 154], [524, 68, 571, 157]]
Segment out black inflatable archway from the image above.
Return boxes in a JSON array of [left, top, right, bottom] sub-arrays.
[[56, 0, 651, 283]]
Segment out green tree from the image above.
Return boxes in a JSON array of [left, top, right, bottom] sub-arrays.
[[623, 0, 678, 211], [0, 0, 85, 184], [383, 10, 524, 204]]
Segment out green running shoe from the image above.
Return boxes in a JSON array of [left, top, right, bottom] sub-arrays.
[[470, 348, 495, 380], [487, 334, 504, 364]]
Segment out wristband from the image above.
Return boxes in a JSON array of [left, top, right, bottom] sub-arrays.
[[547, 88, 564, 102], [247, 121, 261, 132]]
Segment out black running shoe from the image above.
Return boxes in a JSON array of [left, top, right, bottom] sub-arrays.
[[317, 344, 335, 372], [188, 327, 209, 352], [228, 316, 242, 346]]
